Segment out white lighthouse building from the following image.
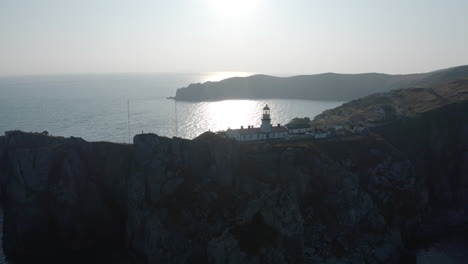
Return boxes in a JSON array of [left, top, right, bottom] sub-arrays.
[[226, 105, 288, 141], [261, 105, 271, 132]]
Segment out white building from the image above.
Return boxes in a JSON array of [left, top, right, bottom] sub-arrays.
[[288, 127, 312, 134], [310, 129, 329, 139], [226, 105, 288, 141]]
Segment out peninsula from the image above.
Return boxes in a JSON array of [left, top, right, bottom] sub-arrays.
[[173, 65, 468, 102]]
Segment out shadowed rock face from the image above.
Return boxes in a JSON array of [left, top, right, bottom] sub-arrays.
[[1, 132, 132, 262], [1, 106, 467, 263], [373, 101, 468, 248], [0, 136, 6, 203], [127, 130, 424, 264]]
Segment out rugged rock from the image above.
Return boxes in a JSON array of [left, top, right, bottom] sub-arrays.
[[125, 131, 426, 263], [1, 85, 467, 263], [373, 100, 468, 248], [0, 135, 6, 203], [1, 132, 132, 262]]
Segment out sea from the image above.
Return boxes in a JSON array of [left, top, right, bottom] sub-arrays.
[[1, 73, 467, 263], [0, 72, 343, 142]]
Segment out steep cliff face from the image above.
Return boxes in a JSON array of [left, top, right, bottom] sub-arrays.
[[373, 101, 468, 246], [1, 102, 467, 263], [0, 136, 6, 202], [127, 132, 423, 263], [1, 132, 132, 262]]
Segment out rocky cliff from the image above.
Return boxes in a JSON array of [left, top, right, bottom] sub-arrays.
[[373, 101, 468, 246], [0, 135, 6, 202], [0, 132, 132, 262], [128, 131, 423, 264], [1, 94, 467, 263]]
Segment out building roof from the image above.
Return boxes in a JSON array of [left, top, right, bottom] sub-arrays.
[[229, 125, 288, 135], [238, 127, 262, 135], [263, 105, 270, 110], [271, 126, 288, 133], [287, 125, 311, 129]]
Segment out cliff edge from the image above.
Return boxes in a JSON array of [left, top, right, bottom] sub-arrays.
[[0, 132, 132, 262], [1, 81, 468, 263]]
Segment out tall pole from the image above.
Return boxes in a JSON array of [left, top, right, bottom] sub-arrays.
[[128, 98, 131, 144], [174, 101, 178, 137], [290, 101, 293, 118]]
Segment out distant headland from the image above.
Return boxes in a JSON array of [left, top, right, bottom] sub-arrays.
[[172, 65, 468, 102]]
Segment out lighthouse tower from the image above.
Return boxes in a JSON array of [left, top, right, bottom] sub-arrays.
[[261, 104, 272, 132]]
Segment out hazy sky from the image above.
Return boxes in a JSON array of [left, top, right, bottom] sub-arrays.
[[1, 0, 468, 76]]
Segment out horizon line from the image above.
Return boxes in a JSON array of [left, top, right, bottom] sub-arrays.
[[0, 64, 466, 79]]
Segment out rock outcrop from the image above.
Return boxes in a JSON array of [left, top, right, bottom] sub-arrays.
[[1, 132, 132, 262], [1, 87, 467, 263], [373, 100, 468, 249], [0, 135, 6, 203], [127, 132, 421, 263]]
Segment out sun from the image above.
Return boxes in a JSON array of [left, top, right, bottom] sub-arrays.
[[207, 0, 261, 18]]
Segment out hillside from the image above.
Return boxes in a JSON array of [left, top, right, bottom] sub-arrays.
[[173, 65, 468, 102], [311, 77, 468, 129]]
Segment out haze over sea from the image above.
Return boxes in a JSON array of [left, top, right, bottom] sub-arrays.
[[0, 73, 344, 142]]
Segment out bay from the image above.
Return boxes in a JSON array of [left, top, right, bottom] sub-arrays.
[[0, 73, 343, 142]]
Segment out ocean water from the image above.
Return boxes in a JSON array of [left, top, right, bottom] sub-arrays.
[[0, 73, 344, 142]]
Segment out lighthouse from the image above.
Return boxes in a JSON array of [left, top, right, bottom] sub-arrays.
[[225, 104, 288, 141], [261, 104, 271, 132]]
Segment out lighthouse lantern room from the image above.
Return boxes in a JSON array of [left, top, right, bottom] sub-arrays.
[[261, 105, 271, 132]]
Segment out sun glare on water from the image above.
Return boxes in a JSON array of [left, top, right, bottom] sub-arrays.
[[207, 0, 261, 18], [204, 100, 261, 132]]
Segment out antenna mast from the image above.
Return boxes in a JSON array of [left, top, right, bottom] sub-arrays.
[[127, 98, 131, 144], [175, 101, 178, 137]]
